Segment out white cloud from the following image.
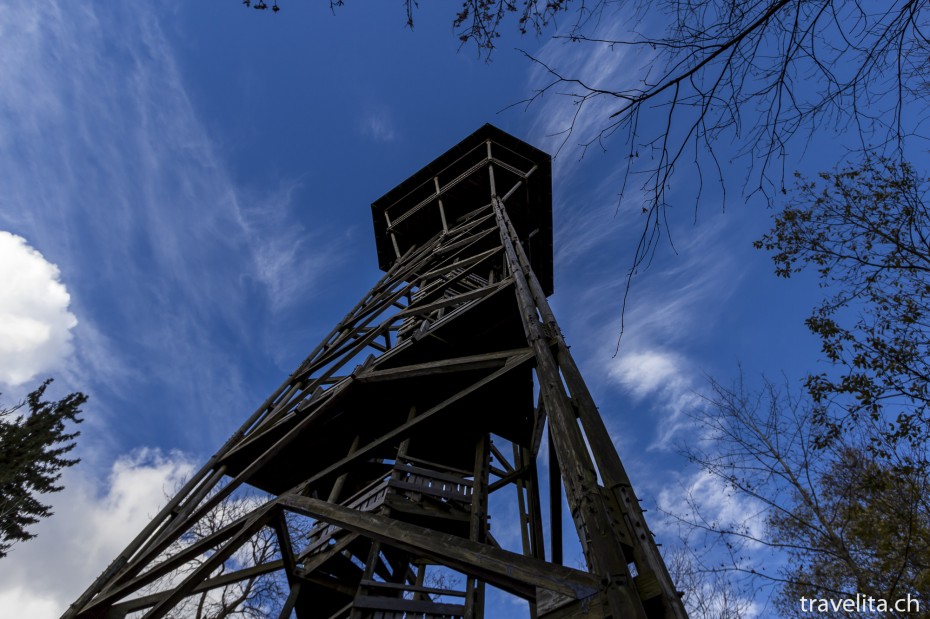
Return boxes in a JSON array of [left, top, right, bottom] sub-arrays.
[[0, 231, 77, 386], [607, 348, 701, 448], [524, 9, 657, 186], [0, 2, 350, 445], [609, 349, 687, 400], [0, 448, 195, 619], [241, 180, 349, 315], [568, 219, 745, 449], [0, 588, 58, 619], [360, 108, 397, 142], [657, 469, 767, 548], [607, 346, 701, 449]]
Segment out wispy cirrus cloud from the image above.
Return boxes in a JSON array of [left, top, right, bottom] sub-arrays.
[[609, 223, 742, 449], [551, 205, 742, 451], [656, 469, 767, 547], [0, 2, 343, 446], [523, 9, 657, 186], [359, 107, 398, 143], [0, 7, 348, 613]]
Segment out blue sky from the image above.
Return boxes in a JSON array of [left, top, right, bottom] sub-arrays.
[[0, 2, 878, 616]]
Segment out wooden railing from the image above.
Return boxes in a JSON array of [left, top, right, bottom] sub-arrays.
[[352, 579, 466, 619], [302, 459, 473, 559], [388, 462, 473, 504]]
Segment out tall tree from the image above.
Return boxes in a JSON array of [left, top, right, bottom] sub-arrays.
[[675, 375, 929, 617], [756, 158, 930, 456], [667, 158, 930, 613], [0, 380, 86, 558], [772, 444, 930, 617]]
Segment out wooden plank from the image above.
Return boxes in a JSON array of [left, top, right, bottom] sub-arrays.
[[514, 444, 532, 558], [353, 595, 466, 615], [487, 467, 528, 493], [530, 392, 547, 458], [467, 434, 490, 618], [388, 479, 470, 502], [382, 496, 471, 522], [273, 511, 299, 585], [496, 196, 688, 619], [549, 432, 562, 566], [490, 443, 514, 472], [398, 281, 503, 319], [294, 350, 534, 495], [392, 463, 474, 487], [357, 348, 529, 383], [358, 579, 467, 597], [277, 495, 599, 602], [489, 156, 533, 180], [434, 224, 497, 255], [537, 589, 605, 619], [296, 532, 361, 574], [419, 247, 500, 281], [525, 447, 546, 561], [400, 455, 473, 477]]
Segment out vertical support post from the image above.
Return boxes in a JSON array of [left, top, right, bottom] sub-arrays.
[[523, 446, 546, 561], [327, 435, 361, 503], [514, 443, 532, 557], [465, 433, 490, 619], [492, 190, 647, 619], [435, 177, 449, 232], [350, 541, 383, 619], [496, 192, 689, 619], [548, 432, 562, 566], [384, 211, 402, 259]]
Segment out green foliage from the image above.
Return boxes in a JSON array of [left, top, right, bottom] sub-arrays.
[[0, 379, 86, 558], [755, 159, 930, 456], [771, 445, 930, 617]]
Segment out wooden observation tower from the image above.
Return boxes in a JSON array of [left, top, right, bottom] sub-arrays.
[[64, 125, 688, 619]]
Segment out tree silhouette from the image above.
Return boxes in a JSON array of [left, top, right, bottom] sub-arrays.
[[0, 380, 86, 558], [757, 158, 930, 455]]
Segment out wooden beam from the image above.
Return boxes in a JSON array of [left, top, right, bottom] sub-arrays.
[[356, 347, 530, 383], [397, 280, 505, 319], [497, 194, 689, 619], [277, 495, 599, 602], [549, 432, 563, 567], [141, 505, 276, 619], [493, 195, 648, 619], [105, 560, 285, 615], [294, 350, 534, 494]]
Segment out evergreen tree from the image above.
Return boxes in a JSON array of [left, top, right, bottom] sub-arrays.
[[0, 380, 86, 558]]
